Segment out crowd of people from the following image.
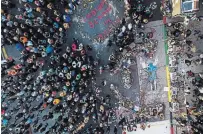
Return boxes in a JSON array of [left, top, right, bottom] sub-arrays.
[[166, 21, 203, 134], [1, 0, 79, 50], [107, 0, 157, 70], [1, 0, 167, 134], [1, 0, 111, 133], [2, 37, 117, 133]]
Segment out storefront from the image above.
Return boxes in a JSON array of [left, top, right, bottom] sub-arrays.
[[172, 0, 199, 16]]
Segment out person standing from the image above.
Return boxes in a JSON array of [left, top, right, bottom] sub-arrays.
[[114, 125, 118, 134], [106, 125, 110, 134]]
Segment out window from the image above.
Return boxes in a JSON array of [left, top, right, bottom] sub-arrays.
[[182, 1, 193, 12], [182, 0, 199, 12]]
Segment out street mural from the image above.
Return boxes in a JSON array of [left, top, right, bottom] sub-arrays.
[[72, 0, 124, 42]]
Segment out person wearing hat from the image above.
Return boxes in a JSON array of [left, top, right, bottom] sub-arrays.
[[81, 65, 87, 71], [7, 69, 18, 76], [76, 73, 81, 80], [53, 22, 59, 29], [66, 81, 71, 87], [72, 43, 77, 51], [47, 96, 53, 103], [47, 3, 54, 10], [53, 98, 60, 105], [63, 23, 70, 29], [20, 36, 28, 44], [59, 91, 66, 97], [65, 8, 73, 14]]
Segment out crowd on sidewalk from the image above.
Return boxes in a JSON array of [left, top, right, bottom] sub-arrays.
[[166, 21, 203, 134]]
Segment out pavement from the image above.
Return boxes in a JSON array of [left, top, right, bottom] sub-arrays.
[[125, 120, 171, 134], [136, 20, 170, 121], [176, 20, 203, 114], [164, 16, 203, 134], [197, 1, 203, 17]]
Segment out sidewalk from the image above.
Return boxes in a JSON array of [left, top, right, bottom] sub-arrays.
[[124, 120, 171, 134], [164, 16, 203, 133], [136, 20, 170, 120]]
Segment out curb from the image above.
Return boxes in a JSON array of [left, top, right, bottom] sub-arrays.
[[162, 16, 174, 134], [136, 56, 142, 90]]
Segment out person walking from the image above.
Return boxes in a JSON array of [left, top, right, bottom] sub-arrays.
[[114, 125, 118, 134], [106, 125, 110, 134]]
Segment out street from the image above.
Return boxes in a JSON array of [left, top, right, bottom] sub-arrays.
[[1, 0, 203, 134]]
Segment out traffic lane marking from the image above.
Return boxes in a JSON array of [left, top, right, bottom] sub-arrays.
[[2, 47, 8, 59]]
